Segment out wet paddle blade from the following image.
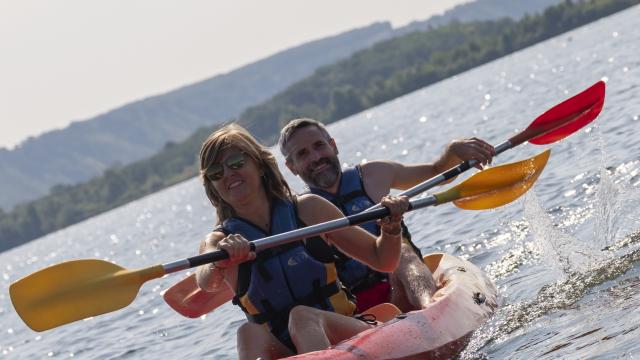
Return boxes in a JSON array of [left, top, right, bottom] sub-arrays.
[[10, 259, 165, 331], [527, 81, 605, 145], [434, 149, 551, 210], [163, 274, 234, 318]]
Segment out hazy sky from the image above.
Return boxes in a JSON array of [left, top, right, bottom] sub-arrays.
[[0, 0, 472, 149]]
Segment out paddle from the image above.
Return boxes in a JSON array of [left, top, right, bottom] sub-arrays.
[[163, 80, 605, 318], [164, 149, 552, 318], [10, 150, 550, 331], [367, 80, 605, 207]]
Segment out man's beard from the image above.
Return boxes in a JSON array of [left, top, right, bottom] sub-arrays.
[[301, 156, 341, 189]]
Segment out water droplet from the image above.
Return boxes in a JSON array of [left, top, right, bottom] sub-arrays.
[[529, 73, 536, 79], [484, 94, 491, 100], [373, 125, 379, 131], [138, 310, 145, 315], [135, 249, 142, 255], [564, 190, 577, 197], [419, 116, 427, 123], [608, 57, 615, 63], [7, 328, 14, 334], [401, 150, 408, 156], [381, 144, 387, 150], [355, 151, 362, 157], [48, 352, 55, 357], [612, 31, 619, 37], [623, 67, 629, 72], [633, 115, 639, 121]]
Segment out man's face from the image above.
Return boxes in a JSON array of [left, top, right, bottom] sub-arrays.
[[284, 126, 341, 190]]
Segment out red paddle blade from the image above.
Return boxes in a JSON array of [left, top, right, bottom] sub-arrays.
[[528, 81, 606, 145], [163, 274, 234, 318]]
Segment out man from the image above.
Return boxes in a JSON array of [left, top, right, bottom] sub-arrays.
[[278, 118, 495, 312]]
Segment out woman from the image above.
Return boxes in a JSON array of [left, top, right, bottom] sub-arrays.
[[195, 124, 409, 359]]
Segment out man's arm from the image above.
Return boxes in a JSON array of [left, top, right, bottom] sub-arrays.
[[361, 137, 495, 199]]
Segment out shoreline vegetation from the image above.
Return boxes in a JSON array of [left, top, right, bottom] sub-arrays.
[[1, 0, 638, 252]]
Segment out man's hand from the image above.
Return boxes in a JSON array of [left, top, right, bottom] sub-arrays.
[[443, 137, 495, 170]]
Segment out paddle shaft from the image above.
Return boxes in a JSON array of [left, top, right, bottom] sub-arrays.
[[162, 195, 438, 274], [161, 105, 590, 274], [165, 83, 599, 271]]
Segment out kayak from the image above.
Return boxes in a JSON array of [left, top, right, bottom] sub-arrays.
[[285, 253, 499, 359]]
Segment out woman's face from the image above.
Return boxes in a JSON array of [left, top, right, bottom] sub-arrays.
[[207, 147, 263, 206]]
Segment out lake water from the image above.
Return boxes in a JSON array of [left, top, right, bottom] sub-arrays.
[[2, 5, 640, 359]]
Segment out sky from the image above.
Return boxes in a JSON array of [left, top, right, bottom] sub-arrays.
[[0, 0, 472, 150]]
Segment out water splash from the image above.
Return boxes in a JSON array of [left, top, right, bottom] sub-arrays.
[[524, 193, 604, 274], [593, 167, 621, 250], [461, 233, 640, 359]]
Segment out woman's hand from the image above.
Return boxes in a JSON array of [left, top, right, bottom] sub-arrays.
[[214, 234, 256, 268], [377, 195, 409, 236]]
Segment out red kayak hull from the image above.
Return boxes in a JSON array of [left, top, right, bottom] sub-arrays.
[[286, 253, 498, 359]]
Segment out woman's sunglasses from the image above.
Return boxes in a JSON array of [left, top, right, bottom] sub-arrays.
[[205, 152, 247, 181]]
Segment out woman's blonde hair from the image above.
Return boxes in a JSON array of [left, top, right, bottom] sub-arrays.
[[199, 123, 292, 224]]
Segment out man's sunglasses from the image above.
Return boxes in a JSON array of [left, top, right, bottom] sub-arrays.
[[205, 152, 247, 181]]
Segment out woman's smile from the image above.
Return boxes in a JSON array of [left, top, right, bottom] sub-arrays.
[[227, 179, 244, 190]]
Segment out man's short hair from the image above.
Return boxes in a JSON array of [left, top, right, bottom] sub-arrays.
[[278, 118, 332, 158]]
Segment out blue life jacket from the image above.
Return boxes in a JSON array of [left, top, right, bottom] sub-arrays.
[[306, 165, 389, 292], [218, 198, 355, 350]]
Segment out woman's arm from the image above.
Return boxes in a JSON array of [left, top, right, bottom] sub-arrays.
[[195, 231, 229, 292], [296, 194, 407, 273]]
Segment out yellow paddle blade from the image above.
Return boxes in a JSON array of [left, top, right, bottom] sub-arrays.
[[9, 259, 165, 332], [434, 149, 551, 210]]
